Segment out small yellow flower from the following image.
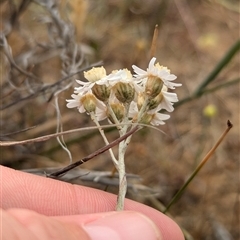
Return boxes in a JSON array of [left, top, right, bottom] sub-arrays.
[[203, 104, 217, 118]]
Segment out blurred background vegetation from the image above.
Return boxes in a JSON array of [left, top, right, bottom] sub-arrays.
[[1, 0, 239, 239]]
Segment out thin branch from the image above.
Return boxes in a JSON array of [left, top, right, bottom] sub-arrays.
[[0, 123, 136, 146], [174, 0, 200, 53], [194, 39, 240, 96], [1, 35, 40, 81], [47, 126, 139, 178], [150, 24, 159, 59], [200, 78, 240, 95], [163, 120, 233, 213], [175, 77, 240, 108], [0, 126, 37, 137], [10, 0, 32, 28], [0, 61, 103, 110]]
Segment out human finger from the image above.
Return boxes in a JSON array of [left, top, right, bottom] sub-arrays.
[[3, 208, 162, 240], [1, 165, 184, 240]]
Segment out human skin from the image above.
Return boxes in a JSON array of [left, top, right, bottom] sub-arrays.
[[1, 165, 184, 240]]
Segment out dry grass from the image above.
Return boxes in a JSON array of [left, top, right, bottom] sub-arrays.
[[1, 0, 239, 239]]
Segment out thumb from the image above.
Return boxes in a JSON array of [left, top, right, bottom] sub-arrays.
[[58, 211, 162, 240], [3, 209, 162, 240]]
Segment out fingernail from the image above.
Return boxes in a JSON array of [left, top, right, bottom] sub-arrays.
[[83, 211, 162, 240]]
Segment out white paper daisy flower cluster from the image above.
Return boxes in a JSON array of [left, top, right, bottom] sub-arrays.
[[66, 57, 181, 126]]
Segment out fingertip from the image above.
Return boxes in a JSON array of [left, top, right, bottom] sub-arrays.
[[71, 211, 162, 240]]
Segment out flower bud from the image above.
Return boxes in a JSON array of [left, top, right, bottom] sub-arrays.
[[81, 94, 97, 113], [92, 84, 110, 102], [139, 112, 153, 124], [114, 82, 135, 104], [107, 103, 125, 123], [148, 92, 164, 110], [137, 92, 145, 110], [145, 75, 163, 99]]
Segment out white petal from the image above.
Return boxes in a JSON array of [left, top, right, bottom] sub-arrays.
[[165, 82, 182, 89], [97, 78, 108, 85], [76, 80, 88, 85], [148, 57, 156, 69], [129, 101, 138, 118], [160, 100, 174, 112], [78, 105, 85, 113], [66, 100, 79, 108], [132, 65, 147, 76], [166, 74, 177, 81], [150, 113, 170, 125], [96, 100, 107, 110], [95, 107, 107, 121], [155, 113, 170, 122], [162, 91, 179, 102]]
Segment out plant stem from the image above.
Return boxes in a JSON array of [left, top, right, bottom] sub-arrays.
[[194, 39, 240, 96], [90, 113, 119, 168], [163, 120, 233, 213], [175, 77, 240, 108], [48, 126, 139, 178], [116, 138, 128, 210], [116, 103, 132, 210], [173, 40, 240, 109], [137, 96, 150, 122]]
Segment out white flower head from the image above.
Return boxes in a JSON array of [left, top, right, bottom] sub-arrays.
[[159, 86, 178, 112], [67, 60, 180, 126], [99, 69, 142, 93], [74, 67, 107, 95], [148, 112, 170, 126], [84, 66, 107, 83], [147, 85, 179, 112], [66, 93, 86, 113], [128, 101, 170, 126], [66, 89, 107, 118], [74, 80, 95, 95], [132, 57, 182, 89], [147, 104, 170, 125], [107, 69, 132, 85]]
